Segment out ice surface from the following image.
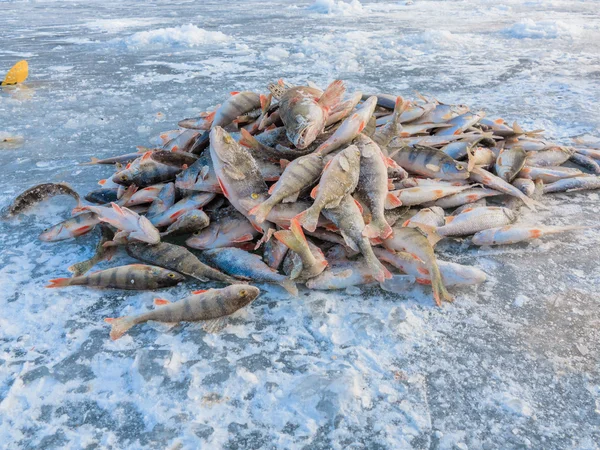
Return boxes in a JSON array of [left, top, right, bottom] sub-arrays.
[[1, 0, 600, 448]]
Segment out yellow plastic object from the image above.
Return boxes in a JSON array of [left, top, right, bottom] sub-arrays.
[[2, 60, 28, 86]]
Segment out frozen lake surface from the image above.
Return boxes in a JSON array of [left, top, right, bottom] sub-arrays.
[[1, 0, 600, 448]]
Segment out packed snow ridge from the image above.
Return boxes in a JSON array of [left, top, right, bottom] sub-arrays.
[[118, 24, 232, 49], [308, 0, 364, 16]]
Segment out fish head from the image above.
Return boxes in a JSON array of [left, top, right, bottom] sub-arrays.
[[39, 223, 70, 241], [153, 267, 186, 285], [342, 144, 362, 165], [441, 160, 470, 179], [229, 284, 260, 308], [187, 225, 218, 249]]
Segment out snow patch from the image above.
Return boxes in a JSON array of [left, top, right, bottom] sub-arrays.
[[118, 24, 232, 49], [307, 0, 364, 16], [85, 18, 166, 33], [503, 19, 580, 39], [262, 46, 290, 62]]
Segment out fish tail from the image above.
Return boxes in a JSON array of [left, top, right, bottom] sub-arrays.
[[430, 264, 453, 307], [364, 250, 393, 283], [318, 80, 346, 111], [104, 316, 137, 340], [279, 278, 298, 296], [46, 277, 72, 288], [362, 218, 393, 240], [79, 157, 100, 166], [239, 128, 262, 150], [294, 207, 320, 233], [248, 199, 274, 224]]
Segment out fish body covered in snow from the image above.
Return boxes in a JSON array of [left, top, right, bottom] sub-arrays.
[[249, 152, 324, 224], [4, 182, 81, 217], [436, 206, 517, 237], [47, 264, 184, 290], [469, 166, 538, 210], [126, 242, 239, 284], [202, 247, 298, 295], [305, 259, 377, 290], [79, 203, 160, 245], [354, 134, 399, 239], [105, 285, 260, 340], [383, 226, 452, 306], [296, 145, 361, 232], [209, 127, 271, 235], [212, 91, 261, 129], [278, 80, 345, 149], [39, 212, 100, 242], [391, 145, 469, 181], [322, 195, 391, 282], [472, 225, 588, 246], [543, 176, 600, 193]]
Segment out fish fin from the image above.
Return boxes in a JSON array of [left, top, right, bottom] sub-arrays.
[[191, 289, 209, 295], [73, 225, 94, 235], [267, 81, 287, 100], [216, 176, 229, 198], [230, 91, 240, 96], [239, 128, 261, 150], [105, 316, 136, 340], [202, 317, 227, 334], [363, 220, 393, 240], [111, 202, 125, 216], [2, 60, 28, 86], [384, 193, 402, 209], [310, 185, 319, 199], [279, 278, 298, 296], [46, 278, 72, 288], [98, 179, 108, 186], [339, 231, 360, 252], [280, 159, 290, 169], [445, 215, 456, 224], [415, 224, 443, 247], [153, 298, 171, 306], [281, 191, 299, 203], [141, 151, 153, 162], [294, 207, 320, 233], [338, 154, 350, 171], [512, 121, 524, 135], [259, 93, 270, 112], [318, 80, 346, 112], [353, 198, 364, 214], [79, 157, 100, 166], [223, 164, 246, 180], [232, 233, 255, 243], [430, 265, 453, 307]]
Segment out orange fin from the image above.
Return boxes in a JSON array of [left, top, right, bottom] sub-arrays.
[[385, 193, 402, 208], [46, 278, 71, 288], [232, 233, 254, 243], [230, 91, 240, 96], [192, 289, 208, 295], [154, 298, 171, 306], [310, 185, 319, 199]]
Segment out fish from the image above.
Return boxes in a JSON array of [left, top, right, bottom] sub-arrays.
[[84, 188, 119, 205], [511, 178, 535, 197], [414, 103, 470, 124], [495, 146, 527, 182], [263, 237, 289, 270], [390, 145, 470, 180], [424, 187, 502, 209], [209, 126, 271, 235], [79, 203, 160, 245], [383, 226, 451, 306], [274, 219, 328, 281], [469, 166, 538, 210], [517, 166, 585, 183], [239, 128, 314, 161], [451, 199, 487, 215], [295, 145, 361, 232], [402, 206, 445, 228], [472, 225, 589, 246], [186, 206, 258, 250], [543, 176, 600, 193], [436, 206, 517, 237], [305, 260, 376, 290], [176, 151, 223, 194], [315, 95, 377, 155], [162, 129, 199, 153], [374, 248, 486, 287], [122, 184, 165, 207], [39, 212, 100, 242], [277, 80, 345, 149], [127, 241, 240, 284], [436, 111, 485, 136], [249, 153, 324, 224], [568, 153, 600, 174], [150, 192, 215, 228], [178, 110, 216, 130], [525, 147, 574, 167], [321, 195, 391, 282], [201, 247, 297, 295], [147, 182, 176, 219], [105, 285, 260, 340], [160, 210, 210, 237], [354, 134, 399, 239], [388, 184, 473, 207], [46, 264, 184, 290], [112, 151, 192, 187], [325, 91, 363, 126], [4, 182, 81, 217], [212, 91, 261, 129], [470, 146, 496, 168]]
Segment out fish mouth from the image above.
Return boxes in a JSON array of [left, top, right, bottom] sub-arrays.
[[294, 126, 313, 149]]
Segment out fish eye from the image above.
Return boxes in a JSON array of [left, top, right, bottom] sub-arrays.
[[239, 289, 246, 296], [121, 175, 128, 181], [251, 193, 259, 200], [456, 164, 464, 170], [168, 273, 176, 278]]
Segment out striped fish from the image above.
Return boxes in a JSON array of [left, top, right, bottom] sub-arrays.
[[46, 264, 184, 289], [105, 285, 260, 340]]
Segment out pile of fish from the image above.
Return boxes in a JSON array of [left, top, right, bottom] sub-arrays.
[[4, 79, 600, 340]]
